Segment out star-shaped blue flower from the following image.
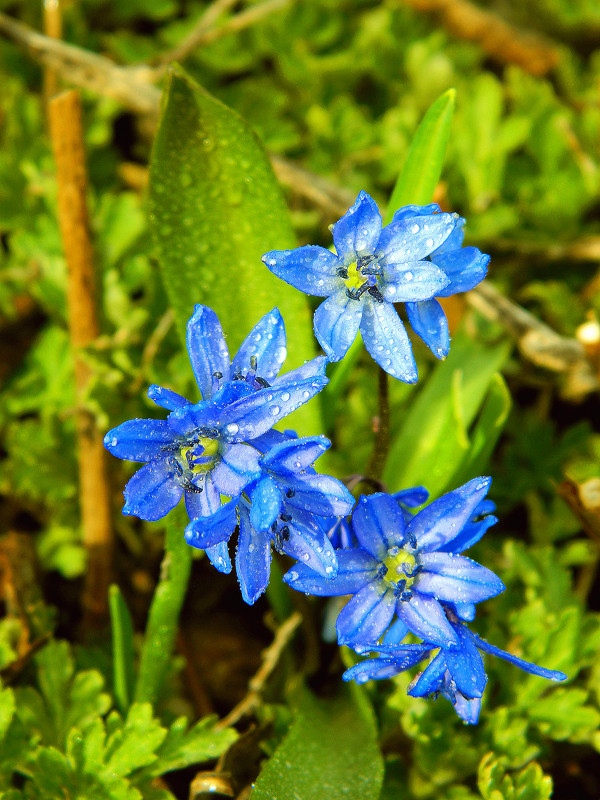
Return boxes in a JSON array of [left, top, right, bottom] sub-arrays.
[[343, 616, 566, 724], [104, 305, 328, 563], [284, 477, 504, 648], [184, 434, 355, 604], [263, 191, 481, 381]]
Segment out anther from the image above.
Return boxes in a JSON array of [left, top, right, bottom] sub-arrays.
[[336, 267, 349, 279], [255, 377, 270, 388], [212, 371, 223, 380], [375, 564, 388, 580], [285, 488, 295, 498], [405, 532, 417, 549], [280, 513, 292, 522], [280, 526, 290, 541], [346, 284, 369, 301], [394, 578, 407, 597], [368, 285, 385, 303], [400, 590, 413, 602], [250, 355, 258, 370]]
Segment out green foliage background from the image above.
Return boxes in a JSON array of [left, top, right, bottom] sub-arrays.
[[1, 0, 600, 798]]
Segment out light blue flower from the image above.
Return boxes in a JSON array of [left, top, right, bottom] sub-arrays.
[[184, 434, 355, 604], [284, 478, 504, 648], [104, 305, 328, 574], [263, 191, 461, 381]]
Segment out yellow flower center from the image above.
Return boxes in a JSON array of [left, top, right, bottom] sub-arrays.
[[180, 436, 220, 474], [382, 549, 418, 590], [344, 261, 364, 292]]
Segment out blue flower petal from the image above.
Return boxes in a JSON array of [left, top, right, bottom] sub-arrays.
[[382, 619, 410, 645], [416, 553, 505, 604], [405, 298, 450, 360], [336, 582, 396, 645], [104, 419, 176, 463], [314, 289, 364, 362], [123, 460, 183, 521], [343, 647, 430, 684], [147, 385, 189, 411], [283, 472, 355, 517], [407, 477, 492, 553], [432, 217, 465, 255], [359, 298, 417, 383], [391, 203, 441, 222], [284, 548, 377, 595], [281, 516, 338, 579], [452, 693, 481, 725], [184, 472, 221, 518], [437, 514, 498, 555], [216, 363, 328, 443], [249, 475, 282, 532], [186, 305, 231, 400], [435, 248, 489, 296], [382, 262, 450, 302], [231, 308, 287, 384], [332, 191, 382, 264], [397, 592, 460, 649], [262, 246, 341, 297], [450, 602, 476, 621], [444, 624, 488, 698], [352, 493, 406, 560], [261, 434, 330, 474], [212, 444, 261, 496], [407, 651, 446, 697], [236, 505, 271, 605], [184, 500, 238, 549], [272, 355, 328, 387], [473, 635, 568, 682], [376, 213, 457, 264], [394, 486, 429, 508], [205, 541, 232, 574]]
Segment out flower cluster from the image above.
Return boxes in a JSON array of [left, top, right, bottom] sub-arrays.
[[104, 304, 354, 602], [105, 191, 567, 723], [285, 479, 566, 724], [263, 192, 489, 381]]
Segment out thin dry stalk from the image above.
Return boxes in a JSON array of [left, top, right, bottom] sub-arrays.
[[48, 90, 113, 627], [42, 0, 62, 100]]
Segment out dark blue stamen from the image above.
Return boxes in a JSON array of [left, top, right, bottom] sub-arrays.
[[336, 267, 349, 279], [368, 285, 385, 303], [400, 590, 413, 602], [361, 267, 382, 277], [255, 377, 270, 388], [286, 488, 295, 498], [280, 513, 292, 522], [394, 579, 407, 597], [357, 255, 375, 268], [375, 564, 388, 580], [405, 531, 417, 549], [346, 284, 369, 301]]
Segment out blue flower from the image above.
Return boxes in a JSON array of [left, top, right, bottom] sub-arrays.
[[284, 477, 504, 648], [104, 305, 328, 567], [392, 204, 489, 359], [343, 616, 567, 724], [184, 434, 355, 604], [263, 191, 464, 381]]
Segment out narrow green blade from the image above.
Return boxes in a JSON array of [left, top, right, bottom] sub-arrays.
[[109, 584, 136, 714], [385, 88, 456, 221]]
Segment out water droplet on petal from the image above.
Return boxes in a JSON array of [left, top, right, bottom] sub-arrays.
[[270, 405, 281, 416]]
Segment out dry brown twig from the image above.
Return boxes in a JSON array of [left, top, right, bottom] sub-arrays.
[[399, 0, 561, 77], [216, 611, 302, 730], [48, 90, 114, 627], [1, 11, 596, 397]]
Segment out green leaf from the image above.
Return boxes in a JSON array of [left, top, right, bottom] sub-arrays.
[[478, 753, 553, 800], [251, 684, 383, 800], [146, 715, 237, 777], [105, 705, 166, 778], [109, 584, 136, 715], [16, 640, 111, 748], [385, 88, 455, 222], [384, 334, 510, 496], [149, 67, 320, 433], [134, 510, 192, 707], [453, 372, 512, 486]]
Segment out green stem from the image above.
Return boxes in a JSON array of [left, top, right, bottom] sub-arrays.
[[366, 367, 390, 481], [134, 511, 192, 707]]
